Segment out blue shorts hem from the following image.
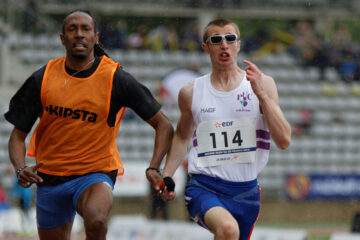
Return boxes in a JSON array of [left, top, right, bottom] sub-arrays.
[[38, 215, 76, 230]]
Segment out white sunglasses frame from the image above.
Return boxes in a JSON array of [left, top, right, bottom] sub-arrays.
[[205, 34, 238, 44]]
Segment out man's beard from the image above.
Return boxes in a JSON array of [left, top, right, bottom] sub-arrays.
[[71, 53, 87, 59]]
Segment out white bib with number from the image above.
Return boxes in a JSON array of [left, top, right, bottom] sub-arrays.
[[196, 117, 256, 167]]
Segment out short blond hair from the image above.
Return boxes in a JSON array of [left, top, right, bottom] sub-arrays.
[[203, 18, 240, 43]]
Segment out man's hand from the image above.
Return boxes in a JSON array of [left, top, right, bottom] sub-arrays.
[[146, 168, 163, 195], [243, 60, 267, 99], [17, 162, 44, 188], [160, 176, 176, 201]]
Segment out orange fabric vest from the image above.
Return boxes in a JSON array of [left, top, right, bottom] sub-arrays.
[[28, 56, 125, 176]]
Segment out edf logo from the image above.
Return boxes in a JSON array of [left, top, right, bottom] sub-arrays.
[[222, 121, 233, 127], [215, 121, 233, 128]]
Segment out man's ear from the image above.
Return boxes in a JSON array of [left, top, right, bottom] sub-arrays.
[[60, 33, 65, 45], [202, 42, 210, 54], [237, 40, 241, 52], [95, 32, 99, 45]]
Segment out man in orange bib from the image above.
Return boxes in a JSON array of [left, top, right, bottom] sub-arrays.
[[4, 10, 173, 240]]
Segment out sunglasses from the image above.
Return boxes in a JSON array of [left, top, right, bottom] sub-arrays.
[[206, 34, 238, 44]]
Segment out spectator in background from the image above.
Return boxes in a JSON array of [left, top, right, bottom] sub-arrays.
[[313, 42, 331, 80], [291, 21, 320, 67], [339, 52, 358, 83], [333, 23, 352, 50], [318, 20, 335, 45], [182, 24, 202, 51], [100, 19, 128, 50], [290, 20, 338, 81], [33, 19, 47, 35], [112, 20, 128, 49], [0, 183, 10, 211], [159, 63, 201, 104], [243, 27, 270, 55], [250, 28, 294, 59], [292, 108, 314, 136], [167, 26, 180, 52], [127, 24, 148, 49], [147, 25, 166, 52], [147, 25, 180, 52], [22, 0, 38, 33], [99, 18, 115, 49], [354, 54, 360, 82]]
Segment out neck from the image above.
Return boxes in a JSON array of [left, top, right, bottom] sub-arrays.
[[211, 66, 244, 91], [65, 56, 96, 71]]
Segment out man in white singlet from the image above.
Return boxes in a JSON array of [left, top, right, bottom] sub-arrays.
[[160, 18, 291, 240]]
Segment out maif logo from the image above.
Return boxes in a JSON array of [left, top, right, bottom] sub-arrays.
[[200, 107, 216, 113]]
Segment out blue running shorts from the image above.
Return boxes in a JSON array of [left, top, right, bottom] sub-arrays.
[[184, 174, 261, 240], [36, 172, 114, 229]]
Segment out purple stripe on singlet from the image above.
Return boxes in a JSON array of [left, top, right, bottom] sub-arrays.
[[193, 139, 198, 147], [193, 130, 197, 147], [256, 141, 270, 150], [256, 129, 271, 140]]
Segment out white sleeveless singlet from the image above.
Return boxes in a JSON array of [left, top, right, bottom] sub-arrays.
[[187, 73, 270, 182]]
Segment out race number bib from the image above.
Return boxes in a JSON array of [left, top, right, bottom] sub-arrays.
[[196, 117, 256, 167]]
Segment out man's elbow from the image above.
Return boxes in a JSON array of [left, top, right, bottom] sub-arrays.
[[276, 136, 291, 150], [167, 123, 175, 138], [150, 111, 174, 137], [161, 120, 174, 138]]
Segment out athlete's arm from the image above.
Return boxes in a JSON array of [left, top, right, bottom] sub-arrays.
[[162, 82, 196, 200], [8, 128, 43, 188], [8, 128, 28, 180], [4, 66, 45, 133], [111, 68, 174, 193], [5, 67, 45, 187], [108, 68, 162, 125], [244, 60, 291, 149], [145, 110, 174, 194]]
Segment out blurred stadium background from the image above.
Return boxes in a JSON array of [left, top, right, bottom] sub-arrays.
[[0, 0, 360, 239]]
